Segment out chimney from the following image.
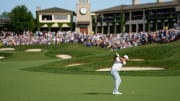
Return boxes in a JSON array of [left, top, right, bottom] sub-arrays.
[[132, 0, 139, 5], [157, 0, 163, 3]]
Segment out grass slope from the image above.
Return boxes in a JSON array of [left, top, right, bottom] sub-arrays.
[[1, 41, 180, 76], [18, 41, 180, 76]]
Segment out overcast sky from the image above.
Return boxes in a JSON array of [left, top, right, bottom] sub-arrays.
[[0, 0, 172, 17]]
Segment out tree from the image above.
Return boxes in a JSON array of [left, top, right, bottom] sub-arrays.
[[120, 11, 125, 33], [0, 12, 10, 19], [0, 12, 10, 31], [9, 5, 35, 33]]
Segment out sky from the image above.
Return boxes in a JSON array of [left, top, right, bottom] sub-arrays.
[[0, 0, 172, 17]]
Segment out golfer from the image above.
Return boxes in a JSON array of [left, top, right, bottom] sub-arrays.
[[110, 52, 129, 95]]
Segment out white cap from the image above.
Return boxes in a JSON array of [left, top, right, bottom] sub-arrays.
[[116, 52, 120, 57], [124, 55, 129, 60]]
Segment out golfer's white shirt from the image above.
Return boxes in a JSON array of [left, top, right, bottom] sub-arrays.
[[111, 57, 122, 71]]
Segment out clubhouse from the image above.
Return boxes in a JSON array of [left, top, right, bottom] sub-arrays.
[[92, 0, 180, 34], [36, 7, 75, 32]]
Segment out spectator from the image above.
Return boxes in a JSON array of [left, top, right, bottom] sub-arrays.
[[0, 29, 179, 50]]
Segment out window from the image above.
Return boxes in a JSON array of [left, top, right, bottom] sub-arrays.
[[116, 13, 121, 21], [54, 15, 68, 20], [97, 15, 102, 22], [103, 13, 114, 22], [131, 11, 143, 20], [42, 15, 52, 21], [125, 12, 130, 20], [156, 8, 171, 19]]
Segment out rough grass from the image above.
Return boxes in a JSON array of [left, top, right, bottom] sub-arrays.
[[18, 41, 180, 76], [1, 41, 180, 76]]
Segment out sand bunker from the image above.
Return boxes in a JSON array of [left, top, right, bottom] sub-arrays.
[[96, 67, 165, 71], [65, 63, 83, 67], [25, 49, 42, 52], [56, 54, 72, 59], [0, 56, 5, 60], [0, 48, 15, 51]]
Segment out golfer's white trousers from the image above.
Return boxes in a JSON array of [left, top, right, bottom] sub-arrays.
[[110, 70, 121, 92]]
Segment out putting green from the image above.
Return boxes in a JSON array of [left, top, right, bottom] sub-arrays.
[[0, 60, 180, 101]]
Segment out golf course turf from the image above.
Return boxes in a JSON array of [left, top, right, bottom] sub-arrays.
[[0, 41, 180, 101]]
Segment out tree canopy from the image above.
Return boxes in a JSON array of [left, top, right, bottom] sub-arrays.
[[9, 5, 35, 33], [0, 12, 10, 19]]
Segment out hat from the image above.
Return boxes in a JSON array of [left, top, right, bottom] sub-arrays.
[[124, 55, 129, 60], [116, 52, 120, 57]]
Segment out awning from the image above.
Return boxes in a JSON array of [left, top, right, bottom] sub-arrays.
[[42, 24, 48, 28], [164, 19, 168, 22], [157, 20, 161, 23], [51, 23, 59, 27], [62, 23, 69, 28], [150, 21, 154, 23], [102, 22, 107, 26], [109, 22, 112, 26], [97, 22, 101, 26]]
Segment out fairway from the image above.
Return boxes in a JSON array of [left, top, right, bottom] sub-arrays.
[[0, 60, 180, 101]]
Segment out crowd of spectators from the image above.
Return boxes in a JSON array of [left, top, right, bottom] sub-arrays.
[[0, 29, 180, 51]]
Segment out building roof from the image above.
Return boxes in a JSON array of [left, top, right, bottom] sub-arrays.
[[36, 7, 75, 15], [94, 1, 179, 13]]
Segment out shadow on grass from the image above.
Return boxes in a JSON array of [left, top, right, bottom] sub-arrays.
[[83, 92, 111, 95]]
